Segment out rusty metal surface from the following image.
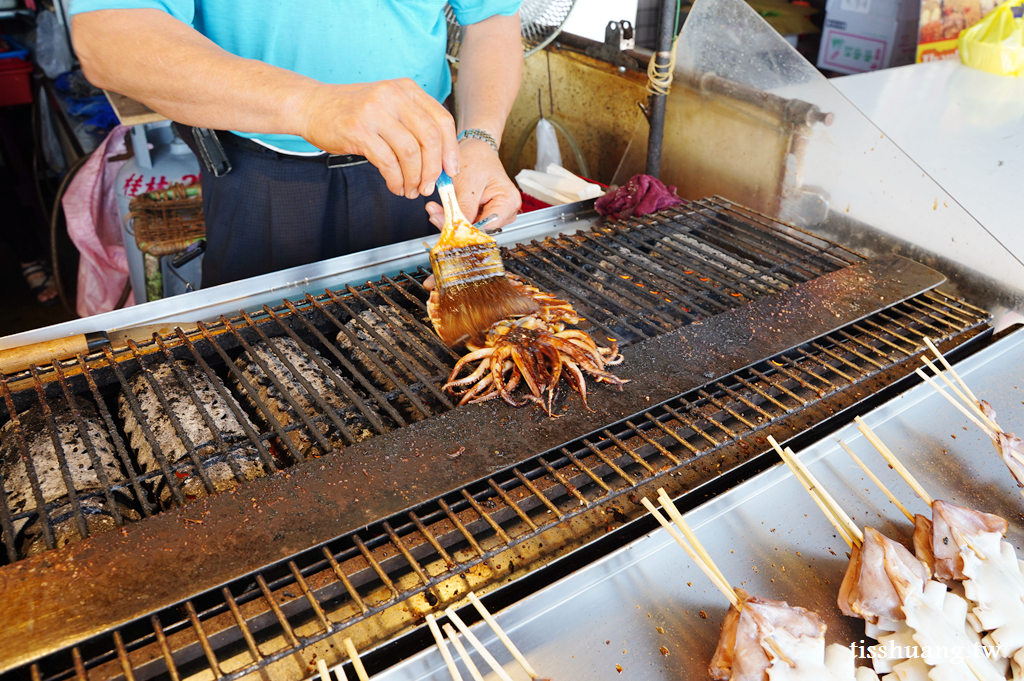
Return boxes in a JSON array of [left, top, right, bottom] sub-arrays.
[[0, 254, 945, 673]]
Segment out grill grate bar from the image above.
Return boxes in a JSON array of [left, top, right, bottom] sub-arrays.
[[221, 587, 263, 664], [622, 215, 790, 300], [237, 311, 356, 451], [146, 338, 251, 487], [29, 367, 92, 544], [320, 291, 436, 420], [150, 615, 182, 681], [184, 601, 222, 679], [346, 284, 454, 376], [195, 321, 308, 464], [170, 329, 280, 473], [0, 378, 52, 557], [325, 287, 453, 409], [567, 233, 704, 322], [508, 244, 658, 337], [672, 209, 830, 283], [526, 238, 680, 331], [592, 222, 748, 312], [289, 296, 407, 429], [264, 302, 392, 435], [699, 198, 861, 273], [503, 251, 652, 341]]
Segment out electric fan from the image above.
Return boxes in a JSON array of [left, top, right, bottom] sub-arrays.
[[445, 0, 577, 62]]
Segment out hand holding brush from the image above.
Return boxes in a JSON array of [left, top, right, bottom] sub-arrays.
[[429, 170, 539, 347]]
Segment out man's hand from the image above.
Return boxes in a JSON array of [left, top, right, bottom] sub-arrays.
[[425, 137, 521, 230], [300, 79, 461, 200]]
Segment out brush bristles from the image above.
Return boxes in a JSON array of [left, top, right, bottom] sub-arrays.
[[435, 276, 541, 347], [431, 244, 506, 290]]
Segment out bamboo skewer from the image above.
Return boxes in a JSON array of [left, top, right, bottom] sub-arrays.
[[836, 439, 915, 522], [923, 338, 982, 408], [922, 339, 1002, 433], [466, 592, 541, 679], [767, 436, 863, 547], [640, 497, 739, 608], [645, 493, 795, 669], [316, 659, 334, 681], [443, 623, 485, 681], [342, 638, 370, 681], [444, 607, 516, 681], [427, 614, 464, 681], [854, 417, 935, 507], [656, 488, 731, 590], [914, 370, 999, 439]]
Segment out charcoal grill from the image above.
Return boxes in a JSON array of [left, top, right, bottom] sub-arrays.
[[0, 198, 995, 681]]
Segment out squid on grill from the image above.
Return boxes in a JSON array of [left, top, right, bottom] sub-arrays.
[[428, 274, 627, 415]]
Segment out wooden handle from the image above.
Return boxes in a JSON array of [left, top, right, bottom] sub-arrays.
[[0, 332, 108, 376]]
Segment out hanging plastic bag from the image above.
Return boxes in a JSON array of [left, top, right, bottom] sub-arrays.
[[534, 117, 563, 171], [958, 0, 1024, 76], [36, 9, 74, 78]]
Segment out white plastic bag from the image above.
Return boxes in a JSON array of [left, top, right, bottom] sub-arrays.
[[36, 9, 74, 78], [534, 117, 562, 171]]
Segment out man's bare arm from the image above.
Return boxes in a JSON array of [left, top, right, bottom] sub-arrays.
[[73, 9, 459, 198], [426, 12, 524, 228]]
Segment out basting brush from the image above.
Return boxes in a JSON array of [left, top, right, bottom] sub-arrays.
[[429, 170, 540, 347]]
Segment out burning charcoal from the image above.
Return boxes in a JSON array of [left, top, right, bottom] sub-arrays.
[[119, 361, 268, 508], [232, 337, 377, 460], [1, 397, 139, 558], [336, 309, 436, 389]]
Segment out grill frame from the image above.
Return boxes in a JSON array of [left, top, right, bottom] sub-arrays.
[[0, 200, 990, 680]]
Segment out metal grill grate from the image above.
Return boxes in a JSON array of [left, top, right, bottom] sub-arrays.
[[0, 199, 860, 565], [5, 288, 989, 681], [0, 199, 992, 680]]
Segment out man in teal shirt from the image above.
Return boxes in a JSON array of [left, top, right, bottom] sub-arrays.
[[70, 1, 523, 286]]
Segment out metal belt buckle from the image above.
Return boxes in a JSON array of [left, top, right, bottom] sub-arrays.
[[326, 154, 368, 169]]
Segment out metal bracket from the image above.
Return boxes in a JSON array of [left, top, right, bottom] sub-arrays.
[[585, 20, 639, 70]]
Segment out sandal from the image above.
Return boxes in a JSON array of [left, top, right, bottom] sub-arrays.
[[20, 260, 60, 307]]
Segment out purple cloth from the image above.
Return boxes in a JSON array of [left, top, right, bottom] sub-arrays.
[[595, 174, 683, 220]]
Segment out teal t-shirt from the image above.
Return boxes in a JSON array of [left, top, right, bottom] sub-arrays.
[[70, 0, 521, 153]]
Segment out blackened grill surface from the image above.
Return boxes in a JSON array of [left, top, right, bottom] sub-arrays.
[[0, 199, 989, 681], [120, 361, 267, 508]]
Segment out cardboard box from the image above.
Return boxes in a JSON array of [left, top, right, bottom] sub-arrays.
[[817, 0, 920, 73], [915, 0, 999, 62]]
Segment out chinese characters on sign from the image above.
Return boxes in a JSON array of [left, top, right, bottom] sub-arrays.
[[121, 174, 201, 197]]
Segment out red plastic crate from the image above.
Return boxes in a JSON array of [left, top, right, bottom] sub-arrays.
[[0, 57, 32, 107]]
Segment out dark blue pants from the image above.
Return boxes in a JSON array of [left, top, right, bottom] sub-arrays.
[[182, 129, 438, 288]]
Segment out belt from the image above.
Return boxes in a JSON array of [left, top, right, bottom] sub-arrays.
[[219, 132, 369, 168]]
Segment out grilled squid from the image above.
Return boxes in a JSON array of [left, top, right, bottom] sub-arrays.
[[428, 273, 627, 415]]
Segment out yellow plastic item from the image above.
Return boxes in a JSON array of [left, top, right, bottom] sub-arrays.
[[958, 0, 1024, 76]]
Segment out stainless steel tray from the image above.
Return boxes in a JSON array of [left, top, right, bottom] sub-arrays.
[[368, 327, 1024, 680]]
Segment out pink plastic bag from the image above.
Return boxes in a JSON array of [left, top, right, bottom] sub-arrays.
[[63, 126, 134, 317]]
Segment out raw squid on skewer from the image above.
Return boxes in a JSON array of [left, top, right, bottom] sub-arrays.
[[769, 436, 1010, 680], [641, 490, 876, 681]]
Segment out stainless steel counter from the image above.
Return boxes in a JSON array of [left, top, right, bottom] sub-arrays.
[[363, 327, 1024, 681]]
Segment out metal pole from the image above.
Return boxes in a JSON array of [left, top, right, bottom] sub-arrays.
[[645, 0, 677, 178]]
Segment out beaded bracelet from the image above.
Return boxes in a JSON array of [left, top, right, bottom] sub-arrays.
[[458, 128, 499, 154]]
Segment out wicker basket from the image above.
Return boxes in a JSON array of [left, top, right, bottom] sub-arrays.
[[127, 183, 204, 257]]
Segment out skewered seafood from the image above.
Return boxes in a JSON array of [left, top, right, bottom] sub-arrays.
[[429, 273, 627, 414], [2, 397, 139, 557], [121, 361, 268, 507], [837, 526, 929, 625], [912, 500, 1007, 581], [711, 588, 873, 681]]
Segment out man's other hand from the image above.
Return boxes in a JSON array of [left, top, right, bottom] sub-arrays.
[[425, 136, 521, 231], [299, 78, 460, 200]]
